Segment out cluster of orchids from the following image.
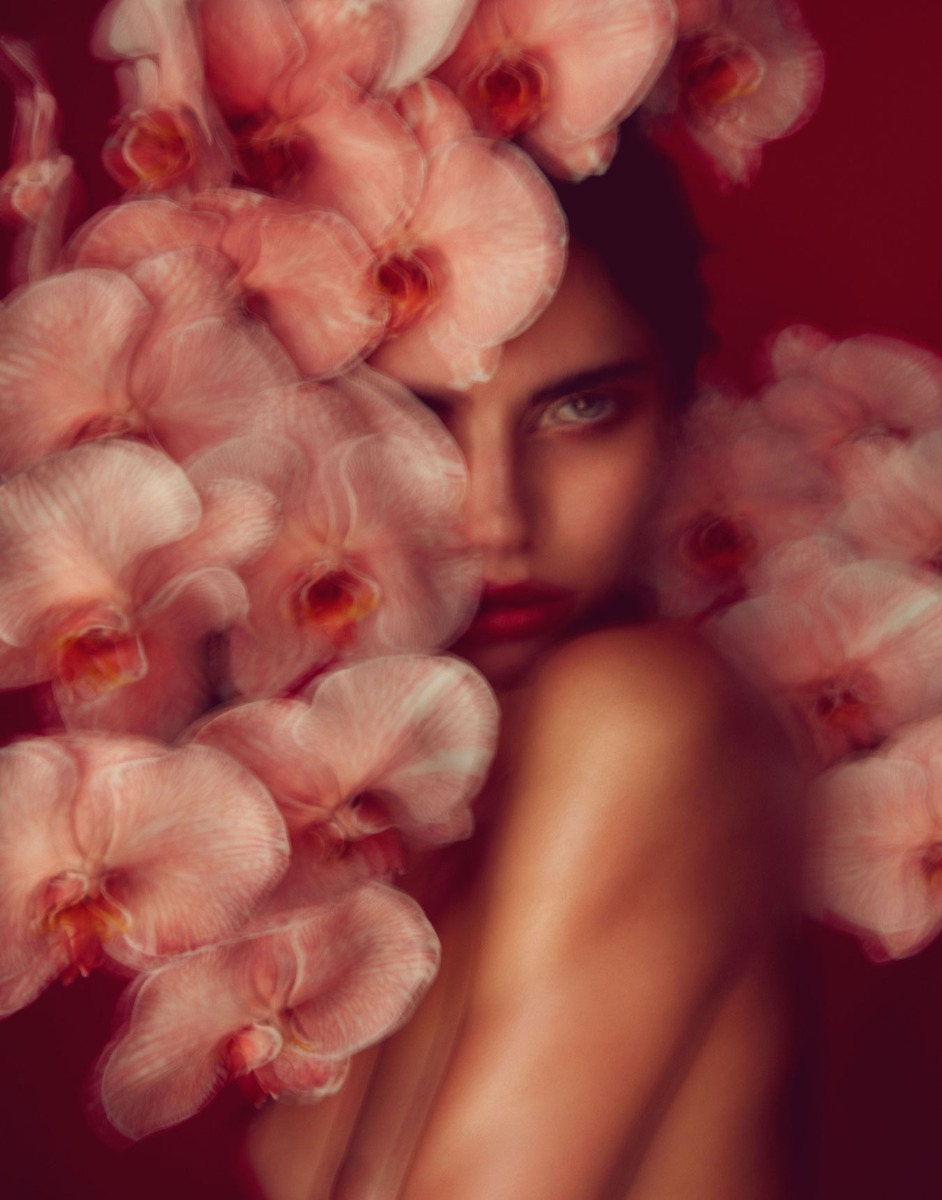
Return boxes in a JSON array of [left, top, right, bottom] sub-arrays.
[[0, 0, 821, 1141], [649, 329, 942, 963]]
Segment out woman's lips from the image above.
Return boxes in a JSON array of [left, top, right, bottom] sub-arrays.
[[462, 581, 577, 642]]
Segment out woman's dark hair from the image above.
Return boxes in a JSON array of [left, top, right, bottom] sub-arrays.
[[552, 118, 710, 404]]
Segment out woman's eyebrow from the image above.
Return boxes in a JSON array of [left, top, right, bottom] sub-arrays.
[[532, 359, 648, 405]]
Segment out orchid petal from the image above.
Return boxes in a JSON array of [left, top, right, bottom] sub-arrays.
[[0, 269, 152, 471], [88, 743, 289, 963]]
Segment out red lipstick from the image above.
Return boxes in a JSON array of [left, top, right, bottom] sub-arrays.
[[463, 581, 577, 642]]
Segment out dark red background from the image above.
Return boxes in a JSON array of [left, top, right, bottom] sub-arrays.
[[0, 2, 940, 1196]]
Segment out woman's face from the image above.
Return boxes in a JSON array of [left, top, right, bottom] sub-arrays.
[[415, 245, 673, 688]]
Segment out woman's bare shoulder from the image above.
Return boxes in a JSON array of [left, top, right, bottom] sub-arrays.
[[490, 621, 799, 924], [530, 620, 762, 729]]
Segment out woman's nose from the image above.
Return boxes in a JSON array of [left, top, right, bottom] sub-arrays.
[[462, 435, 530, 554]]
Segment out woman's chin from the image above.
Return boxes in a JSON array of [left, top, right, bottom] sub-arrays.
[[450, 631, 553, 693]]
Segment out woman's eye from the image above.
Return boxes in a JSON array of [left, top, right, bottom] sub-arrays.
[[536, 391, 621, 430]]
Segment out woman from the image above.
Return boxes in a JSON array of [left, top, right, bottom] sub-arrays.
[[246, 129, 806, 1200]]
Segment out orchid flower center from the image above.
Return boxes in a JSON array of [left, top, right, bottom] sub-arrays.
[[808, 668, 882, 750], [467, 52, 549, 138], [103, 107, 199, 191], [293, 568, 380, 644], [55, 624, 148, 702], [375, 250, 437, 335], [228, 1015, 336, 1102], [232, 112, 311, 192], [40, 870, 130, 981], [682, 512, 758, 577], [0, 164, 54, 224], [226, 1022, 284, 1080], [679, 36, 765, 112]]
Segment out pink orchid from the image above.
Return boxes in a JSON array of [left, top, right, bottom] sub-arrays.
[[381, 0, 478, 91], [0, 38, 79, 286], [0, 440, 272, 738], [647, 390, 837, 619], [394, 77, 476, 156], [93, 0, 233, 195], [368, 134, 567, 390], [96, 884, 439, 1138], [0, 266, 298, 470], [436, 0, 676, 179], [199, 0, 474, 108], [835, 432, 942, 573], [187, 378, 478, 697], [68, 187, 386, 379], [761, 328, 942, 465], [199, 0, 392, 115], [197, 0, 425, 247], [714, 552, 942, 767], [0, 734, 289, 1017], [644, 0, 823, 184], [806, 716, 942, 959], [68, 195, 227, 272], [192, 654, 498, 891]]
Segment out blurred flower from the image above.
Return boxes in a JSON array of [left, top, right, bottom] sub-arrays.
[[761, 327, 942, 465], [807, 716, 942, 958], [648, 390, 836, 618], [0, 37, 78, 284], [835, 432, 942, 571], [644, 0, 823, 183], [94, 0, 233, 194], [714, 549, 942, 766]]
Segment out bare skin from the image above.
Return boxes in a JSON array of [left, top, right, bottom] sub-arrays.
[[246, 626, 802, 1200], [246, 247, 806, 1198]]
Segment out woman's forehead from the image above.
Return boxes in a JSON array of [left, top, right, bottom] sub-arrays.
[[430, 245, 659, 410]]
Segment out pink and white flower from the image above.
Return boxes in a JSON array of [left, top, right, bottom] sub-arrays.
[[835, 432, 942, 572], [0, 734, 289, 1016], [644, 0, 823, 183], [198, 0, 425, 247], [0, 266, 299, 469], [93, 0, 233, 194], [436, 0, 676, 179], [648, 390, 837, 618], [0, 37, 78, 285], [0, 440, 272, 737], [714, 551, 942, 767], [761, 328, 942, 465], [192, 654, 498, 889], [187, 379, 478, 697], [807, 715, 942, 959], [368, 134, 567, 390], [96, 884, 440, 1138]]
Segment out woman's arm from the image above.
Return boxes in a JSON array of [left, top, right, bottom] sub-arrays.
[[395, 625, 799, 1200]]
